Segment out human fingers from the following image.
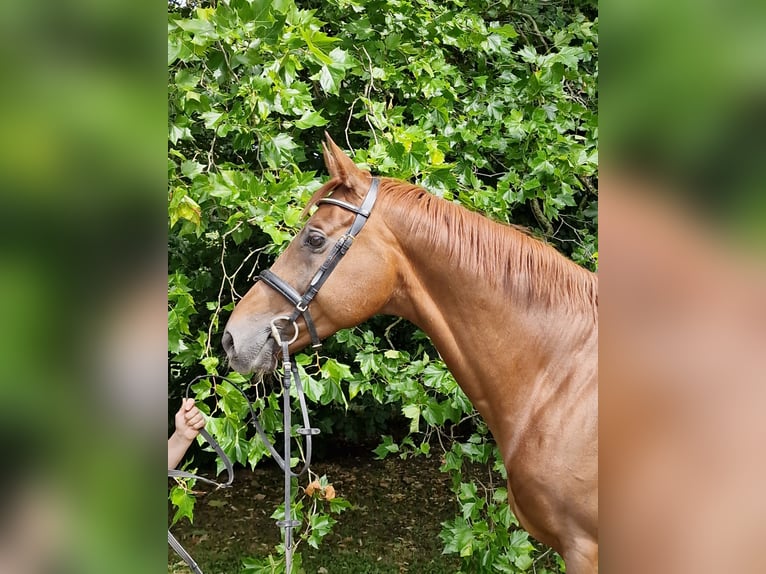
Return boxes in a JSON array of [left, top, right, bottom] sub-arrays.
[[192, 415, 205, 430], [182, 397, 195, 411], [186, 411, 205, 429], [183, 404, 202, 421], [183, 405, 201, 421]]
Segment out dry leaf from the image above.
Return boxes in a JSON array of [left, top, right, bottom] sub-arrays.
[[305, 480, 321, 496], [324, 485, 336, 500]]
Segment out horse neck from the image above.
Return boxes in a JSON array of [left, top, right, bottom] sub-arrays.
[[379, 195, 598, 442]]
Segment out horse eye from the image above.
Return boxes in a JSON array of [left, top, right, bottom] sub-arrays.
[[306, 233, 326, 249]]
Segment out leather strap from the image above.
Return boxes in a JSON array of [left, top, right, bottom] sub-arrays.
[[259, 269, 322, 347]]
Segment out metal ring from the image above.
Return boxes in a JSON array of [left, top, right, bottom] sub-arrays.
[[270, 316, 299, 345]]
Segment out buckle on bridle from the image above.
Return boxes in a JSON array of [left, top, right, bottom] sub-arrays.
[[270, 316, 299, 345], [340, 233, 354, 245]]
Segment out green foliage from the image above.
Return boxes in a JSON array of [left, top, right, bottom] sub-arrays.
[[169, 0, 596, 571], [169, 482, 196, 526]]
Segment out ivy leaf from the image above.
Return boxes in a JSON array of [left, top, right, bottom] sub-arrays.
[[321, 358, 352, 382], [200, 110, 223, 129], [348, 379, 369, 400], [301, 372, 324, 403], [260, 133, 297, 169], [328, 47, 352, 69], [174, 69, 201, 91], [494, 24, 518, 39], [517, 45, 538, 63], [176, 18, 216, 39], [444, 518, 475, 557], [373, 435, 399, 459], [168, 37, 182, 65], [481, 33, 502, 53], [294, 109, 329, 129], [170, 485, 196, 525], [169, 195, 201, 228], [307, 513, 336, 549], [329, 497, 352, 514], [402, 404, 421, 433], [315, 64, 344, 95], [169, 123, 191, 144], [180, 160, 204, 179]]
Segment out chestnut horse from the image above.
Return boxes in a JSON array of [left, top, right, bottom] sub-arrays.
[[223, 135, 598, 573]]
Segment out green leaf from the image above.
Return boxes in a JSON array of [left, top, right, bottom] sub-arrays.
[[321, 358, 352, 382], [169, 195, 201, 228], [307, 513, 336, 549], [402, 403, 421, 433], [315, 64, 344, 95], [261, 223, 291, 245], [328, 47, 352, 69], [294, 109, 329, 129], [261, 133, 297, 169], [494, 24, 518, 39], [180, 160, 204, 179], [174, 69, 201, 91], [170, 484, 196, 525], [200, 110, 223, 129], [515, 552, 534, 570], [446, 518, 475, 557], [176, 18, 216, 39], [481, 34, 502, 53], [373, 435, 399, 459], [440, 449, 462, 472], [169, 123, 191, 144], [301, 372, 324, 403], [329, 497, 352, 514], [348, 379, 368, 400]]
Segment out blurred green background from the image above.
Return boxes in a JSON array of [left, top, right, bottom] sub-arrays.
[[0, 0, 764, 571]]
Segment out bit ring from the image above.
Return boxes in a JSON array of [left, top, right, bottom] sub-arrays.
[[270, 316, 299, 345]]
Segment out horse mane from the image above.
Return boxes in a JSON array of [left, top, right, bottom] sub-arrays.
[[377, 178, 598, 317]]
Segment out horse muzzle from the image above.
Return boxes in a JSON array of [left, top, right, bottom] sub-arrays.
[[222, 322, 279, 374]]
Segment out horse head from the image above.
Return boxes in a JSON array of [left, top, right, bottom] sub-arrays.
[[223, 135, 400, 373]]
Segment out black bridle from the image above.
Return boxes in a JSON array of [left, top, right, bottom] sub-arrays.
[[258, 177, 380, 348]]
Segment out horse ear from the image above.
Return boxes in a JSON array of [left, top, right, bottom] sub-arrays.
[[322, 132, 370, 200]]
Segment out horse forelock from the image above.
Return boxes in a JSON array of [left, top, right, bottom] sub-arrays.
[[376, 178, 598, 318]]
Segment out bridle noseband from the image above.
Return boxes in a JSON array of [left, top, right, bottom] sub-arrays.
[[258, 177, 380, 348]]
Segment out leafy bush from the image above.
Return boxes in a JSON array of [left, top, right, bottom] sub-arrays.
[[168, 0, 596, 571]]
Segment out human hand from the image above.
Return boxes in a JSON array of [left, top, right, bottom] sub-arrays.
[[173, 398, 205, 442]]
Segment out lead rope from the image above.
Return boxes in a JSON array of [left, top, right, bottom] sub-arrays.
[[168, 317, 318, 574], [271, 316, 319, 574]]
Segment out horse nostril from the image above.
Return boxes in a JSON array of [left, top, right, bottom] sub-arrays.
[[222, 330, 234, 355]]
